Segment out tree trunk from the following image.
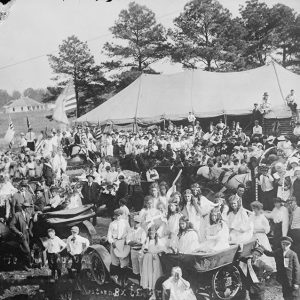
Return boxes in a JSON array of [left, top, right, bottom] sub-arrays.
[[74, 71, 79, 118], [282, 46, 287, 67]]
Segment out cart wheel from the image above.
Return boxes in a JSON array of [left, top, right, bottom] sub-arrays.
[[211, 265, 241, 300], [89, 250, 106, 285]]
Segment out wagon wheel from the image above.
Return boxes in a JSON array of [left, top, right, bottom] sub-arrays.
[[89, 250, 106, 286], [211, 265, 242, 300]]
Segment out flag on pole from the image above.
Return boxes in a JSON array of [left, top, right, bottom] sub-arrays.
[[52, 80, 76, 124], [4, 116, 15, 148], [95, 121, 102, 139], [26, 116, 31, 129]]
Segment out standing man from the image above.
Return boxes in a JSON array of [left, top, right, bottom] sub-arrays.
[[10, 181, 34, 218], [187, 112, 196, 131], [66, 226, 90, 278], [25, 127, 36, 151], [81, 174, 100, 225], [287, 198, 300, 261], [9, 202, 32, 271], [252, 103, 262, 125], [264, 236, 300, 300]]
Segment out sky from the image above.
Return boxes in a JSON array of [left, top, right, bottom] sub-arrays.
[[0, 0, 300, 93]]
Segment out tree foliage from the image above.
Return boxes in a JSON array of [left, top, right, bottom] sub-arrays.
[[48, 35, 108, 116], [102, 2, 168, 90]]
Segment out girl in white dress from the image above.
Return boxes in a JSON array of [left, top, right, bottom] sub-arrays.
[[228, 195, 253, 244], [249, 201, 276, 271], [149, 184, 160, 210], [166, 202, 182, 242], [171, 216, 200, 254], [162, 266, 197, 300], [196, 208, 229, 252], [273, 162, 291, 201], [139, 196, 160, 230], [140, 227, 166, 299], [181, 189, 202, 240]]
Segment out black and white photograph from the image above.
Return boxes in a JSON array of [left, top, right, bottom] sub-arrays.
[[0, 0, 300, 299]]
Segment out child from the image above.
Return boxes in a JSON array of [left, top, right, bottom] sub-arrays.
[[140, 227, 166, 299], [43, 228, 66, 280], [119, 197, 130, 221]]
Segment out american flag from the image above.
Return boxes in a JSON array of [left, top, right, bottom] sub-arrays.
[[52, 80, 76, 124], [4, 116, 15, 149], [95, 121, 102, 139]]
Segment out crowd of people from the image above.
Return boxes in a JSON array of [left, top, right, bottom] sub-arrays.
[[0, 91, 300, 300]]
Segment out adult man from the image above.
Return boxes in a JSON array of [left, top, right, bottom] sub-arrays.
[[286, 89, 297, 112], [19, 133, 27, 153], [66, 226, 90, 278], [287, 198, 300, 261], [115, 175, 128, 204], [25, 127, 36, 151], [81, 174, 100, 225], [260, 92, 271, 114], [107, 209, 130, 285], [240, 246, 273, 300], [9, 202, 32, 271], [264, 237, 300, 300], [42, 156, 54, 187], [252, 120, 263, 140], [126, 215, 146, 281], [252, 103, 262, 125], [33, 186, 47, 212], [10, 181, 33, 217], [61, 131, 70, 157]]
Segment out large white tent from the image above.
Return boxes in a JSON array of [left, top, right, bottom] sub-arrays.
[[77, 62, 298, 125]]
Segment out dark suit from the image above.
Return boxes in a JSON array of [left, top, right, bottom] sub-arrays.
[[34, 195, 47, 212], [265, 248, 300, 299], [9, 210, 31, 266], [43, 163, 54, 187], [81, 182, 100, 205], [10, 191, 33, 217], [115, 181, 128, 203], [252, 108, 262, 124], [81, 181, 100, 225]]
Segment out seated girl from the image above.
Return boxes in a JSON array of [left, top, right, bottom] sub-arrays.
[[195, 208, 229, 253], [139, 196, 161, 230], [227, 195, 253, 244], [170, 216, 200, 254]]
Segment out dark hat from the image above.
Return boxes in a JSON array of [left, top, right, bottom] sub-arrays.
[[47, 228, 55, 233], [252, 246, 264, 255], [19, 180, 28, 187], [86, 174, 95, 180], [50, 186, 59, 192], [35, 187, 44, 193], [281, 236, 293, 244]]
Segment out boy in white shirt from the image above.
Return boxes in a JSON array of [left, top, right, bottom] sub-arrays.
[[43, 228, 66, 280]]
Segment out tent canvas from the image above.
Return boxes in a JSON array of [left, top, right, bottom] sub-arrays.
[[77, 62, 297, 125]]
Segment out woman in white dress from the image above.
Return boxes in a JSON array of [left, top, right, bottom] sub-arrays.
[[166, 202, 182, 241], [228, 195, 253, 244], [149, 183, 160, 210], [196, 208, 230, 252], [264, 197, 289, 249], [140, 226, 166, 299], [249, 201, 276, 271]]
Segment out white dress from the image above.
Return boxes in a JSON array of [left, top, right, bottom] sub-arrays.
[[163, 277, 197, 300], [200, 221, 230, 252], [174, 230, 200, 254], [140, 239, 165, 290], [228, 208, 253, 244], [249, 214, 276, 271]]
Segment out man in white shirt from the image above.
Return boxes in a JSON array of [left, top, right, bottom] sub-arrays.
[[66, 226, 90, 277], [43, 228, 66, 280], [286, 89, 297, 112], [52, 147, 67, 180], [49, 187, 62, 209], [252, 120, 263, 140], [19, 133, 27, 152]]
